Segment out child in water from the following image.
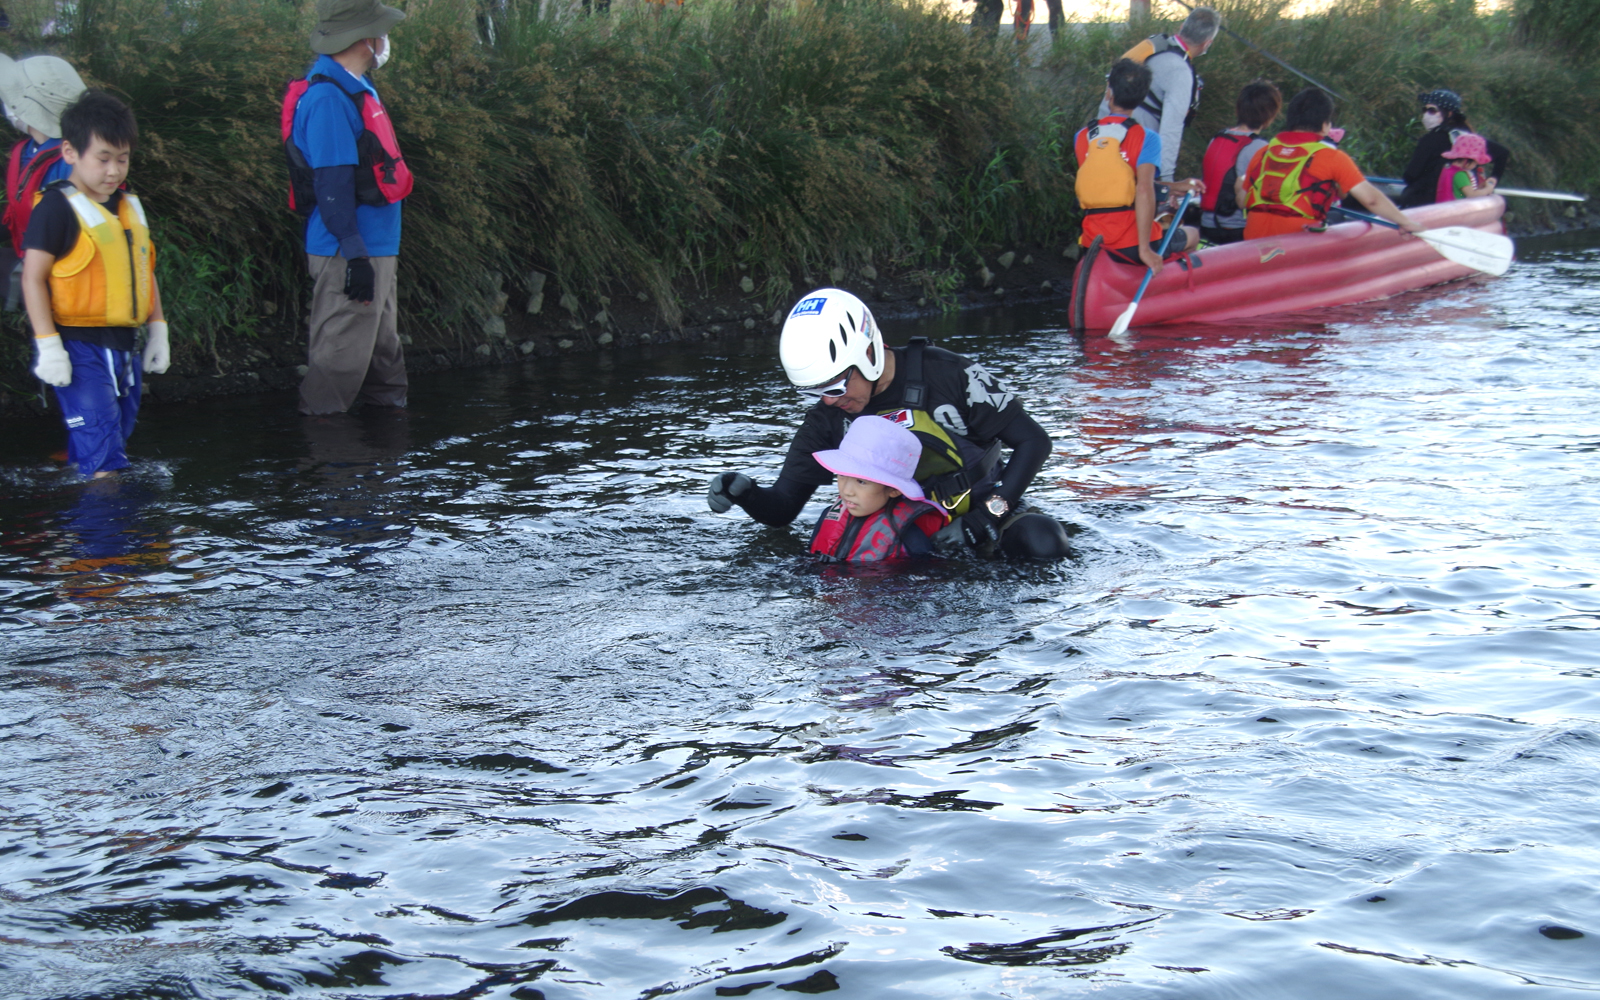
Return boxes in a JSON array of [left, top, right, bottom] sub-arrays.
[[808, 415, 948, 563], [1437, 133, 1496, 202]]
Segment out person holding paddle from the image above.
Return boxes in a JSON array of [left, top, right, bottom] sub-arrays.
[[1242, 87, 1420, 241]]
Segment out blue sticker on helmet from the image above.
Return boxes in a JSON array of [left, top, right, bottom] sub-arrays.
[[790, 297, 827, 318]]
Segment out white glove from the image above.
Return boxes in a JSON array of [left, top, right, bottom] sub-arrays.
[[33, 335, 72, 387], [142, 320, 170, 374]]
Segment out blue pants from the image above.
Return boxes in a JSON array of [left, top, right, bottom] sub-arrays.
[[57, 339, 141, 477]]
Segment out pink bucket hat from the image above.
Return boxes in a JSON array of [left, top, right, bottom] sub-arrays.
[[812, 415, 931, 504], [1442, 132, 1491, 164]]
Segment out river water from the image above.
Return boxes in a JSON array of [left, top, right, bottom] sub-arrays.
[[3, 232, 1598, 999]]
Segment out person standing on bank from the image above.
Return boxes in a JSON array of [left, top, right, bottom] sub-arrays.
[[287, 0, 413, 415], [706, 288, 1073, 561], [1099, 6, 1221, 189]]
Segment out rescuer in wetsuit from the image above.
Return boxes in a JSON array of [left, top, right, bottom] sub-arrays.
[[706, 287, 1072, 561]]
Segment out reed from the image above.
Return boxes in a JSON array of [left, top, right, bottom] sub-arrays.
[[0, 0, 1593, 401]]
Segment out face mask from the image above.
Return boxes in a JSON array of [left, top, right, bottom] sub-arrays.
[[370, 36, 392, 69], [1421, 111, 1443, 131], [4, 104, 29, 135]]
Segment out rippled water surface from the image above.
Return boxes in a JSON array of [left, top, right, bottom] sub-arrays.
[[4, 233, 1599, 999]]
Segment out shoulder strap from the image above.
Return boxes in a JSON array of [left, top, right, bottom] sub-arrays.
[[902, 336, 930, 408]]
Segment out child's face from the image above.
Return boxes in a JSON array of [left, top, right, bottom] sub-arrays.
[[63, 135, 131, 201], [836, 475, 900, 519], [1451, 157, 1476, 169]]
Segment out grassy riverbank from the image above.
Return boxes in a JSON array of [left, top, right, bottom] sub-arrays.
[[0, 0, 1595, 411]]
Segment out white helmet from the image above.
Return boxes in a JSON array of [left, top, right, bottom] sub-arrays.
[[779, 288, 885, 388]]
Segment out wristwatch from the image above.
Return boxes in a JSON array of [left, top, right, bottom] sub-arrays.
[[985, 493, 1010, 519]]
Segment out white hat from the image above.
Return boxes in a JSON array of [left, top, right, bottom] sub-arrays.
[[0, 55, 87, 137], [813, 415, 934, 506]]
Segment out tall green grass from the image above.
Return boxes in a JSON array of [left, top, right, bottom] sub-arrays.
[[0, 0, 1593, 400]]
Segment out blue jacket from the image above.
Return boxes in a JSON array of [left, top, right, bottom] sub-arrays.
[[290, 55, 402, 258]]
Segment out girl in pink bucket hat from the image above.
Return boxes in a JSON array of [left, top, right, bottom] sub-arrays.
[[1437, 132, 1496, 202], [808, 415, 949, 563]]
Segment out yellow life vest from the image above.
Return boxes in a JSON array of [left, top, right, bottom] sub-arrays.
[[41, 186, 154, 328], [1245, 139, 1338, 222], [874, 406, 994, 516]]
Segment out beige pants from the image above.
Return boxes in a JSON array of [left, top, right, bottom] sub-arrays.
[[299, 254, 408, 415]]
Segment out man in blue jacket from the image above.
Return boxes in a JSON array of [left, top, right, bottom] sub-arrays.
[[291, 0, 409, 415]]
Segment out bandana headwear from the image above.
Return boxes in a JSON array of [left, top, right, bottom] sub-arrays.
[[1418, 89, 1462, 116]]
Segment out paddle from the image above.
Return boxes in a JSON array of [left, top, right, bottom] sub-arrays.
[[1364, 176, 1586, 202], [1334, 207, 1513, 277], [1107, 190, 1193, 337], [1494, 187, 1587, 203]]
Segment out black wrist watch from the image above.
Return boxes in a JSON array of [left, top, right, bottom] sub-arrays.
[[985, 493, 1010, 519]]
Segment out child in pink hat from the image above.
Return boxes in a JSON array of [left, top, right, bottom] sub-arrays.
[[808, 415, 949, 563], [1437, 132, 1496, 202]]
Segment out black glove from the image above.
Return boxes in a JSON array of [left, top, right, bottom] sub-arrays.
[[344, 257, 376, 303], [960, 506, 1003, 555], [707, 472, 753, 513]]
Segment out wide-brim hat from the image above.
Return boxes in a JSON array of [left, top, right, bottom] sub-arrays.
[[1441, 132, 1491, 164], [812, 414, 933, 506], [311, 0, 405, 55], [0, 54, 87, 138]]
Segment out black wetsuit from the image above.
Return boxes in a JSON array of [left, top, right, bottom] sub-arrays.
[[737, 344, 1056, 548]]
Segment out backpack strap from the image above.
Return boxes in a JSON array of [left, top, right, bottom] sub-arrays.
[[902, 336, 929, 408]]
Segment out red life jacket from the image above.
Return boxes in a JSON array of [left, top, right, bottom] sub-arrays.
[[809, 498, 947, 563], [281, 74, 413, 217], [4, 139, 64, 255], [1200, 129, 1256, 215]]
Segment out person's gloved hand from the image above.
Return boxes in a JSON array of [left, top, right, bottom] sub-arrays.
[[707, 472, 753, 513], [33, 335, 71, 387], [960, 506, 1003, 553], [142, 320, 170, 374], [344, 257, 376, 303]]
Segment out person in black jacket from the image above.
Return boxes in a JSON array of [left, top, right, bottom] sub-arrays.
[[706, 288, 1073, 561], [1396, 89, 1510, 209]]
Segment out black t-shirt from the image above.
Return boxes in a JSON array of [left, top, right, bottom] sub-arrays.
[[23, 185, 137, 351], [779, 343, 1025, 487]]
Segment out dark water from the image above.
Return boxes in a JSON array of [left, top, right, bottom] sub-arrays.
[[3, 233, 1598, 999]]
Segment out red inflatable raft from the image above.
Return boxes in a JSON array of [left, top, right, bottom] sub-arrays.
[[1071, 195, 1508, 330]]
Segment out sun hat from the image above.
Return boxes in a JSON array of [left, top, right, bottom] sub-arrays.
[[1418, 89, 1462, 116], [0, 55, 87, 138], [812, 415, 933, 505], [310, 0, 405, 55], [1441, 132, 1490, 164]]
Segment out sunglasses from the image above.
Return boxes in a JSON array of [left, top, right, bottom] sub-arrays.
[[1423, 106, 1441, 114], [798, 370, 853, 399]]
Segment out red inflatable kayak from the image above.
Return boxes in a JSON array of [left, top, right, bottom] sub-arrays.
[[1071, 196, 1508, 330]]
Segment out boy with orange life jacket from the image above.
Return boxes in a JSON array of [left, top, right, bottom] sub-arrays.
[[1197, 80, 1279, 246], [1076, 59, 1200, 273], [809, 415, 948, 563], [1242, 88, 1421, 242], [285, 0, 413, 415], [0, 55, 85, 309], [22, 91, 170, 479]]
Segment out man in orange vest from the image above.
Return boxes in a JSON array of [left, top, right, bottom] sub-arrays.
[[1242, 88, 1421, 241]]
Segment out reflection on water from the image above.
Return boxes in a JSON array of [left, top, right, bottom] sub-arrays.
[[2, 235, 1598, 998]]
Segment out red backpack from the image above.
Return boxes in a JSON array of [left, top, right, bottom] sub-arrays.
[[3, 139, 64, 255], [1200, 130, 1256, 216], [281, 75, 413, 217]]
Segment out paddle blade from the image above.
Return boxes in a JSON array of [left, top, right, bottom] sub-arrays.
[[1419, 226, 1514, 277], [1495, 186, 1587, 203], [1107, 300, 1139, 337]]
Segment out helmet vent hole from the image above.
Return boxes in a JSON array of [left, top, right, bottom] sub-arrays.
[[838, 322, 848, 346], [829, 342, 837, 362], [847, 313, 857, 332]]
